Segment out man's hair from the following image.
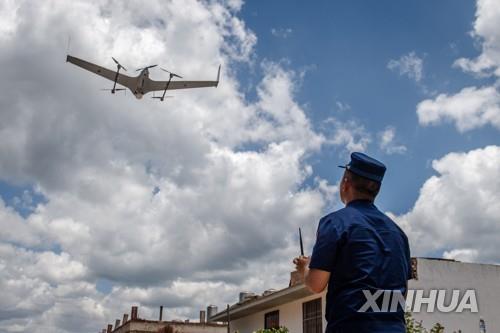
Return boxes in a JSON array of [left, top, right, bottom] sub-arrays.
[[344, 170, 381, 200]]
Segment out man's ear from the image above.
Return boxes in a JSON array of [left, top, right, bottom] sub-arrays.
[[339, 179, 346, 204], [341, 176, 348, 192]]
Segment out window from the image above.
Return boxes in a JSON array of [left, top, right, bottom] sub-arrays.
[[303, 298, 322, 333], [264, 310, 279, 329]]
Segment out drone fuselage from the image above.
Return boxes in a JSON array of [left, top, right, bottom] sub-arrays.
[[131, 69, 151, 99]]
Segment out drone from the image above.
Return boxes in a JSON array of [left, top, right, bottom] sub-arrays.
[[66, 54, 220, 101]]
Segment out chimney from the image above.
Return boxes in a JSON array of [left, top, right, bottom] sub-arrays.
[[115, 319, 121, 329], [131, 306, 138, 320], [122, 314, 128, 324], [159, 305, 163, 321], [106, 324, 112, 333], [206, 305, 218, 322], [199, 310, 206, 323]]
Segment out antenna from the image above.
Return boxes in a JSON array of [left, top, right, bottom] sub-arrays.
[[66, 35, 71, 62], [66, 35, 71, 53], [299, 227, 304, 256]]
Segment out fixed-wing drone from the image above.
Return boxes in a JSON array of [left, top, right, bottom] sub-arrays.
[[66, 55, 220, 101]]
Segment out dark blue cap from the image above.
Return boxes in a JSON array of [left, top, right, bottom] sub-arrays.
[[338, 152, 386, 182]]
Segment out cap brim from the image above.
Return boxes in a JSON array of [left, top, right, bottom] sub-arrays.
[[338, 165, 347, 169]]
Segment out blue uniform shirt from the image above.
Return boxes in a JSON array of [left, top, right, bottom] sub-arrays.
[[309, 199, 412, 333]]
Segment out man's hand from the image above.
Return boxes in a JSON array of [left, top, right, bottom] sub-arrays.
[[293, 256, 310, 275]]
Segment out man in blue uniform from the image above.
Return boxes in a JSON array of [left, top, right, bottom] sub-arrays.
[[294, 152, 411, 333]]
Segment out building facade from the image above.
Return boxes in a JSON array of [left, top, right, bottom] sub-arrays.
[[111, 319, 227, 333], [100, 306, 227, 333], [210, 258, 500, 333]]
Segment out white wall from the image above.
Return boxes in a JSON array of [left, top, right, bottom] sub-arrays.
[[408, 258, 500, 333], [230, 292, 326, 333]]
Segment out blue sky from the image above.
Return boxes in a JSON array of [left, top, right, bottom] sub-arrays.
[[235, 0, 498, 214]]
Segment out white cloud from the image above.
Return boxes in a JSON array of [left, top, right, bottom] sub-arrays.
[[453, 0, 500, 77], [416, 86, 500, 132], [323, 118, 371, 152], [0, 243, 100, 332], [271, 27, 293, 38], [387, 51, 424, 83], [390, 145, 500, 264], [378, 126, 407, 155], [0, 1, 339, 332], [416, 0, 500, 133], [443, 249, 480, 263], [334, 101, 351, 112], [0, 200, 41, 247], [226, 0, 244, 11]]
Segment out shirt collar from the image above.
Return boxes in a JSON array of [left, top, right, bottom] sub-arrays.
[[346, 199, 375, 207]]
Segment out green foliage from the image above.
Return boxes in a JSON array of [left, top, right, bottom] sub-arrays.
[[405, 312, 426, 333], [429, 322, 445, 333], [405, 312, 445, 333], [253, 327, 289, 333]]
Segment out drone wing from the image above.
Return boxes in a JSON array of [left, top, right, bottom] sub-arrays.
[[143, 66, 220, 93], [66, 55, 135, 90]]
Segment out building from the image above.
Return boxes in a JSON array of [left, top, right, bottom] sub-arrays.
[[209, 258, 500, 333], [100, 306, 227, 333]]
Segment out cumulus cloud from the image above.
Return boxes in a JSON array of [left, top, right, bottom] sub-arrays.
[[0, 243, 100, 332], [387, 51, 424, 83], [417, 0, 500, 133], [378, 126, 407, 155], [453, 0, 500, 77], [390, 145, 500, 264], [0, 1, 340, 332], [322, 117, 371, 152], [443, 248, 480, 262], [416, 86, 500, 132]]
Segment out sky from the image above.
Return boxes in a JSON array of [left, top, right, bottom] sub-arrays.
[[0, 0, 499, 332]]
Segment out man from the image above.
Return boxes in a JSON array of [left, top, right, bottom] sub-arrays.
[[294, 152, 411, 333]]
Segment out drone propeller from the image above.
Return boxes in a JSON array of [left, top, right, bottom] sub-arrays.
[[136, 64, 158, 72], [152, 96, 174, 100], [160, 68, 183, 78], [111, 57, 127, 71], [101, 88, 126, 95]]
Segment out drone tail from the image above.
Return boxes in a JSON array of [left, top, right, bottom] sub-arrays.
[[216, 65, 221, 87]]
